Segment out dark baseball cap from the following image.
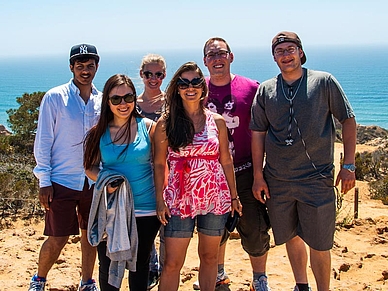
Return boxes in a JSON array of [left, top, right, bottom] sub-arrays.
[[69, 44, 100, 63], [271, 31, 306, 64]]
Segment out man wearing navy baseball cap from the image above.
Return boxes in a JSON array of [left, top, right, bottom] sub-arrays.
[[70, 43, 100, 64], [29, 44, 102, 291]]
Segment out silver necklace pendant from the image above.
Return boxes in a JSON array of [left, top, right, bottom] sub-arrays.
[[281, 71, 304, 148], [285, 138, 294, 146]]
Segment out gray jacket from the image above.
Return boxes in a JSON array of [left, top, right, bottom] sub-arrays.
[[87, 168, 138, 288]]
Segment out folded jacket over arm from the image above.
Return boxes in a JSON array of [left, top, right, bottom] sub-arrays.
[[87, 168, 138, 288]]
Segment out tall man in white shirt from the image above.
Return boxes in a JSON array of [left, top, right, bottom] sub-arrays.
[[29, 44, 102, 291]]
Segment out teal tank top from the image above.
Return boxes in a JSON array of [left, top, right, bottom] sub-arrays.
[[100, 118, 156, 213]]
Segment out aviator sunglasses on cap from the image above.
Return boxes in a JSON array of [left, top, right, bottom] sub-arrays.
[[143, 71, 165, 80], [109, 93, 136, 105], [177, 77, 204, 90]]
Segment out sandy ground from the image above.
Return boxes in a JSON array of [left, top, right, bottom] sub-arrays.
[[1, 143, 388, 291]]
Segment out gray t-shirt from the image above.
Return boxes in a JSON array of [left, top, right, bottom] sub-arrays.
[[250, 68, 355, 181]]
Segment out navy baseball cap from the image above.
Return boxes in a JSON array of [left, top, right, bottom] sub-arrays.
[[69, 44, 100, 63]]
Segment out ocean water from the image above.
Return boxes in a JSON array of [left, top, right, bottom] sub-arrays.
[[1, 46, 387, 131]]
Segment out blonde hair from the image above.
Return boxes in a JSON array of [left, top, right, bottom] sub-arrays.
[[140, 53, 166, 71]]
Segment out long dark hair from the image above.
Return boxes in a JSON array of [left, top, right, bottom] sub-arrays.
[[83, 74, 141, 169], [163, 61, 208, 152]]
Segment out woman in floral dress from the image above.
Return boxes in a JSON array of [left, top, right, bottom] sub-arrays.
[[153, 61, 242, 291]]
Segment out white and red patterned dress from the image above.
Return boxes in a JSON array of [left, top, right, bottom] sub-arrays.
[[164, 110, 232, 219]]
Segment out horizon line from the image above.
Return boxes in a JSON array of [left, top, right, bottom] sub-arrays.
[[1, 44, 388, 59]]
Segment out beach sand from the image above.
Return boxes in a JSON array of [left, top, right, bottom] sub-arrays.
[[2, 143, 388, 291]]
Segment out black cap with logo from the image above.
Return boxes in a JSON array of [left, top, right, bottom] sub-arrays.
[[69, 44, 100, 63]]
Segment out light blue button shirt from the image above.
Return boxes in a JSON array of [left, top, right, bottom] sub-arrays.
[[33, 79, 102, 190]]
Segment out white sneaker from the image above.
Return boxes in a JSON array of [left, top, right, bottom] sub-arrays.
[[28, 275, 46, 291], [250, 275, 271, 291], [78, 279, 99, 291]]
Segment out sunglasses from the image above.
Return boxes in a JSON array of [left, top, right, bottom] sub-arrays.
[[177, 77, 204, 90], [109, 93, 136, 105], [143, 71, 165, 80], [205, 50, 230, 59]]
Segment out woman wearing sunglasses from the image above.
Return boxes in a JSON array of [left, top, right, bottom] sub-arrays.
[[153, 62, 242, 291], [83, 74, 161, 291], [137, 54, 167, 122], [137, 53, 167, 289]]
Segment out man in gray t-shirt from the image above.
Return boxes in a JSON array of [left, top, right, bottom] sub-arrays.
[[250, 31, 356, 291]]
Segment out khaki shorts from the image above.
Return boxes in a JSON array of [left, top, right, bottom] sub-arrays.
[[44, 179, 93, 237], [265, 176, 336, 251]]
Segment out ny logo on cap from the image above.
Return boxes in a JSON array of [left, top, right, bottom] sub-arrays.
[[80, 45, 88, 54]]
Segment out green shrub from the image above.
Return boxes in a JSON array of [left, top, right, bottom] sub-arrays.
[[0, 136, 13, 154], [355, 152, 378, 180], [0, 152, 40, 219], [6, 91, 44, 153], [0, 91, 45, 221], [369, 175, 388, 205], [355, 148, 388, 181], [353, 145, 388, 205], [6, 91, 44, 137]]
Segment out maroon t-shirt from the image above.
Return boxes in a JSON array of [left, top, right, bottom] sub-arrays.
[[206, 75, 259, 172]]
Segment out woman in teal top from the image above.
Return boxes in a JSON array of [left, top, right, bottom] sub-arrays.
[[100, 118, 155, 212], [84, 74, 161, 291]]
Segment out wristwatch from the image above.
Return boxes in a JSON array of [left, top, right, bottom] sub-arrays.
[[342, 164, 356, 173]]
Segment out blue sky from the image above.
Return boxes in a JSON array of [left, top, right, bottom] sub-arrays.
[[0, 0, 387, 57]]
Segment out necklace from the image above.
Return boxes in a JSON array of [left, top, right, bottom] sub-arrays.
[[279, 71, 330, 180], [138, 92, 165, 113], [191, 112, 206, 133], [280, 72, 304, 146]]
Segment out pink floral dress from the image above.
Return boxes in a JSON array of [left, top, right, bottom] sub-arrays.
[[164, 110, 232, 219]]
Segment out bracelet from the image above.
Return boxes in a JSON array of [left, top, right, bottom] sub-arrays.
[[231, 196, 239, 201]]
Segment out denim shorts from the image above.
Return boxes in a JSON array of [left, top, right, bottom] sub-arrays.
[[164, 212, 229, 238]]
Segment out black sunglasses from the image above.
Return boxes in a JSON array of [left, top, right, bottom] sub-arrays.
[[109, 93, 136, 105], [177, 77, 204, 90], [143, 71, 165, 80]]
